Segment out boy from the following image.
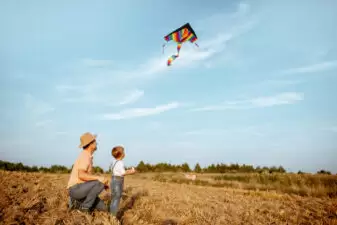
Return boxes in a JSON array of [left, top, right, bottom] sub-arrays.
[[109, 145, 136, 216]]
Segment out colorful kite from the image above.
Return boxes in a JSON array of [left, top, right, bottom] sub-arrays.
[[163, 23, 199, 66]]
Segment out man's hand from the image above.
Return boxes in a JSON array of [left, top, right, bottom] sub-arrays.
[[98, 176, 108, 184], [98, 177, 109, 189]]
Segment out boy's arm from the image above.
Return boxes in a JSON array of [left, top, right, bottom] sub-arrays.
[[123, 167, 136, 176], [118, 161, 136, 176]]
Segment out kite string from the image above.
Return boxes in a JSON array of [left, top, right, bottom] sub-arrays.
[[162, 43, 167, 54]]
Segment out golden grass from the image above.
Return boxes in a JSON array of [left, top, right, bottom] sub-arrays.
[[151, 172, 337, 198], [0, 171, 336, 225]]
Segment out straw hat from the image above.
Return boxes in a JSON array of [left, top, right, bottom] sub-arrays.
[[78, 132, 97, 148]]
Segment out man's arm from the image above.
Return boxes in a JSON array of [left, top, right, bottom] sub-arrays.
[[77, 155, 106, 184], [88, 157, 93, 174], [78, 169, 104, 182]]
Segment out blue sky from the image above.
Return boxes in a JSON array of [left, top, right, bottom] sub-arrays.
[[1, 0, 337, 173]]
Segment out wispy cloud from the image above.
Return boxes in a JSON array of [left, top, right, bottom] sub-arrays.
[[183, 126, 266, 137], [183, 129, 226, 136], [322, 126, 337, 133], [192, 92, 304, 111], [24, 94, 55, 115], [81, 58, 114, 67], [118, 89, 144, 105], [59, 88, 144, 106], [255, 79, 303, 88], [101, 102, 181, 120], [55, 131, 69, 135], [169, 141, 196, 149], [35, 120, 53, 127], [147, 121, 162, 130], [250, 92, 303, 107], [55, 84, 92, 94], [165, 20, 257, 70], [282, 60, 337, 75], [55, 2, 257, 105]]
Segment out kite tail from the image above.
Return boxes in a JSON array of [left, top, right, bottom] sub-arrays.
[[167, 43, 182, 66]]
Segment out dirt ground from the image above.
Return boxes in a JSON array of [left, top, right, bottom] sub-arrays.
[[0, 171, 336, 225]]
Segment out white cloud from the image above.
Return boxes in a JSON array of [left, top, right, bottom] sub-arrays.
[[192, 92, 303, 111], [250, 92, 303, 107], [282, 60, 337, 75], [118, 89, 144, 105], [101, 102, 181, 120]]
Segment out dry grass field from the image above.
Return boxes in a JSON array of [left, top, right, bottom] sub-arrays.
[[1, 170, 336, 225]]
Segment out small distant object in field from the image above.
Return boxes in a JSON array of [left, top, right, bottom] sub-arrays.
[[183, 173, 197, 181]]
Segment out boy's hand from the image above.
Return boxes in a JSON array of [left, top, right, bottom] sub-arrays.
[[125, 168, 136, 175]]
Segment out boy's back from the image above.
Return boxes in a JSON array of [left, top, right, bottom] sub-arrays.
[[110, 159, 125, 177]]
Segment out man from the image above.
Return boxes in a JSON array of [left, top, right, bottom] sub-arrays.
[[67, 132, 109, 213]]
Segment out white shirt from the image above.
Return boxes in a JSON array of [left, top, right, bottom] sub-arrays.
[[111, 160, 126, 176]]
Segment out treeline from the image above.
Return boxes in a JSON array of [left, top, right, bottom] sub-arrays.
[[0, 160, 105, 174], [135, 161, 287, 174], [1, 160, 333, 175]]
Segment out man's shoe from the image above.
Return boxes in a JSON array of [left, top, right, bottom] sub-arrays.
[[78, 207, 91, 214], [68, 197, 82, 210]]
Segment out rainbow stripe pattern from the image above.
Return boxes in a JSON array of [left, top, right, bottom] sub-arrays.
[[163, 23, 198, 66]]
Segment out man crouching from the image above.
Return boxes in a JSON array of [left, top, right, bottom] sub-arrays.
[[67, 132, 108, 213]]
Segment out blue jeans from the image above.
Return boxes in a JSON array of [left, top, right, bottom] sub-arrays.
[[109, 176, 124, 215], [69, 180, 107, 211]]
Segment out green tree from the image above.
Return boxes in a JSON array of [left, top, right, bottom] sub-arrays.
[[277, 166, 286, 173], [136, 161, 147, 172], [181, 162, 191, 172], [194, 163, 202, 173], [317, 169, 331, 175], [93, 166, 104, 174]]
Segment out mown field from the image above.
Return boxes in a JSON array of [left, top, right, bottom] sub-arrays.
[[0, 170, 336, 225]]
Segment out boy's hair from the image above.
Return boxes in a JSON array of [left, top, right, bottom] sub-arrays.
[[111, 146, 124, 159]]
